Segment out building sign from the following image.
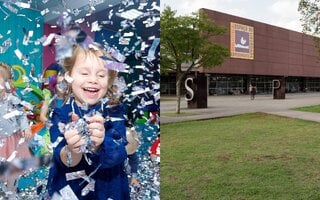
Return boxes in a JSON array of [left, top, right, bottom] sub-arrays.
[[230, 22, 254, 60]]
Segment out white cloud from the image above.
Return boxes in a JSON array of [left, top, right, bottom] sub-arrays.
[[161, 0, 303, 32], [273, 19, 302, 32], [161, 0, 249, 17], [269, 0, 302, 31], [161, 0, 217, 16], [270, 0, 299, 18]]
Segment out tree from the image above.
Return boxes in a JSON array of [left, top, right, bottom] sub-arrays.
[[160, 7, 229, 114], [298, 0, 320, 56]]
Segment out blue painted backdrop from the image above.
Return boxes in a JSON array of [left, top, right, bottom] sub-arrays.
[[0, 3, 43, 102]]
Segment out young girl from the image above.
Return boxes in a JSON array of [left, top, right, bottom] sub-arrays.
[[0, 62, 33, 196], [46, 43, 130, 199], [0, 62, 33, 158]]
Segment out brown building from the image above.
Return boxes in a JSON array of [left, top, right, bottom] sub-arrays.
[[161, 8, 320, 97]]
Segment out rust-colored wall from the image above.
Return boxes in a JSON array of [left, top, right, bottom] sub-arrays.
[[200, 8, 320, 77]]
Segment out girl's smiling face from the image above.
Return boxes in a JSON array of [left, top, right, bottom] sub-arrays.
[[69, 50, 109, 106]]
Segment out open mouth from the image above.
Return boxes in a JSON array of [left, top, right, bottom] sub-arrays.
[[83, 87, 100, 96]]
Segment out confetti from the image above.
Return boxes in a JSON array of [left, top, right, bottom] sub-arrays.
[[14, 1, 31, 9], [41, 8, 49, 16], [147, 37, 159, 61], [0, 38, 12, 53], [2, 2, 18, 14], [91, 21, 102, 32], [14, 48, 23, 60], [116, 9, 144, 20], [42, 33, 56, 46], [59, 185, 79, 200]]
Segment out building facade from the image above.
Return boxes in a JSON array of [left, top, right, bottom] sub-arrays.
[[161, 8, 320, 96]]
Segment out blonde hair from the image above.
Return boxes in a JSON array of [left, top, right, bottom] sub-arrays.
[[63, 44, 118, 100], [0, 62, 12, 81]]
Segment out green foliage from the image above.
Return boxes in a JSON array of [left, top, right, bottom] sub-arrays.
[[162, 113, 320, 199], [298, 1, 320, 61], [160, 6, 229, 75], [298, 0, 320, 34]]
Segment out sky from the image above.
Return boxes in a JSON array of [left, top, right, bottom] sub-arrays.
[[160, 0, 303, 32]]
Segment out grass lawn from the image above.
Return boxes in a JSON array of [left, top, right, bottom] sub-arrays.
[[292, 104, 320, 113], [161, 113, 320, 200]]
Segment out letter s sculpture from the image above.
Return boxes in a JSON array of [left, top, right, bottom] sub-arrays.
[[185, 77, 194, 101]]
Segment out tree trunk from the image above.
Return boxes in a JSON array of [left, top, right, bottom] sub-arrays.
[[176, 80, 181, 114], [175, 63, 183, 114]]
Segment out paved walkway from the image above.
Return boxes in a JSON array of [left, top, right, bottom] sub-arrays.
[[160, 93, 320, 124]]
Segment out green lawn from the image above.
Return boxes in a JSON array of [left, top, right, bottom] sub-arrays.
[[292, 104, 320, 113], [161, 113, 320, 200]]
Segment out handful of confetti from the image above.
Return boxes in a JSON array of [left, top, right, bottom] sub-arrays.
[[60, 110, 104, 156], [59, 114, 94, 166], [63, 117, 93, 155]]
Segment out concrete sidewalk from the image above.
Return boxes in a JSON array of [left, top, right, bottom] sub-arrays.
[[160, 93, 320, 124]]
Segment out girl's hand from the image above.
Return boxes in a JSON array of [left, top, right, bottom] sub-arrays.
[[22, 128, 32, 140], [130, 177, 140, 187], [64, 129, 84, 154], [60, 113, 85, 167], [88, 115, 105, 149], [64, 114, 84, 154]]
